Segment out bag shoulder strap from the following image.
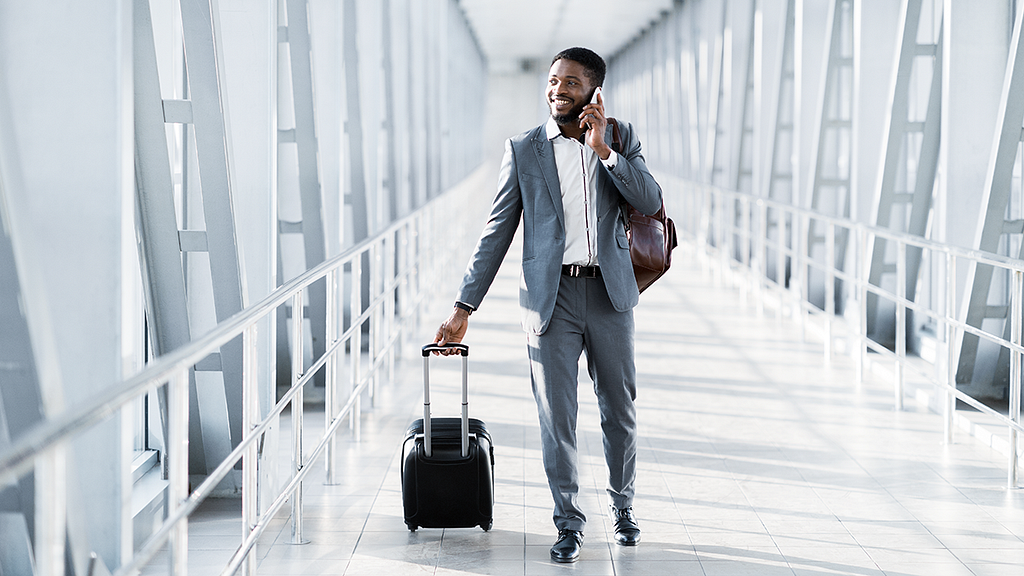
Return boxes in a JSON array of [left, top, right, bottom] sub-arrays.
[[608, 117, 622, 153]]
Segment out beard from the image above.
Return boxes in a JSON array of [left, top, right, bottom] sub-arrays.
[[550, 88, 596, 126], [551, 101, 584, 126]]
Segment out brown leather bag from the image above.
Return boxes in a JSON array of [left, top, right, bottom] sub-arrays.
[[608, 119, 678, 293]]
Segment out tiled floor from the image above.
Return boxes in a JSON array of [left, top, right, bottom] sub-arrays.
[[163, 247, 1024, 575]]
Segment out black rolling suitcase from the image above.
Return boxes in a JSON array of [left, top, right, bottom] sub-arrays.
[[402, 343, 494, 531]]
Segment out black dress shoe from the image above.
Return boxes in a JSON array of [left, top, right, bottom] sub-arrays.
[[611, 506, 641, 546], [550, 529, 584, 563]]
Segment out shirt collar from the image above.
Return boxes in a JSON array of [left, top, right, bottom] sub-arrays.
[[545, 116, 590, 146], [545, 116, 565, 141]]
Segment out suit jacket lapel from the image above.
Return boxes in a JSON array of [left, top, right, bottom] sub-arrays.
[[531, 130, 565, 228]]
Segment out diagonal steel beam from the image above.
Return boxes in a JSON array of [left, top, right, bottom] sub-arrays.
[[282, 0, 328, 386], [133, 0, 207, 474], [957, 2, 1024, 388]]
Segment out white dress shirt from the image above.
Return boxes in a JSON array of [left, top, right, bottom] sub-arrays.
[[545, 117, 619, 266]]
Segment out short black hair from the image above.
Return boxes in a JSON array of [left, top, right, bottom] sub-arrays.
[[551, 47, 606, 88]]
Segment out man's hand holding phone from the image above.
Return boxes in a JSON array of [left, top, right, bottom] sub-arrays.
[[580, 87, 612, 160]]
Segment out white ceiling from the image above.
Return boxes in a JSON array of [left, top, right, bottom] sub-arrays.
[[459, 0, 675, 74]]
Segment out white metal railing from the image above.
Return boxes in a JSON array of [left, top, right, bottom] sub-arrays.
[[667, 176, 1023, 489], [0, 177, 477, 576]]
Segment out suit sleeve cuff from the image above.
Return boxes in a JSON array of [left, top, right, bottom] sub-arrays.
[[454, 301, 476, 314]]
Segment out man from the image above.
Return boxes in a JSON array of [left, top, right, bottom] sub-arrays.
[[434, 47, 662, 563]]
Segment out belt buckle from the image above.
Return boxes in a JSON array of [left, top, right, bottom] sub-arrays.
[[564, 264, 598, 278]]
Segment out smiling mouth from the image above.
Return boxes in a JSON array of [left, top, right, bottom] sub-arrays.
[[551, 97, 573, 108]]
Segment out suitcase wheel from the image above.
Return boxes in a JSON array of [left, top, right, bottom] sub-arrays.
[[481, 520, 492, 532], [406, 523, 417, 532]]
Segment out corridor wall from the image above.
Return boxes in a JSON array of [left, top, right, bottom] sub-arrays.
[[604, 0, 1022, 402], [0, 0, 485, 572]]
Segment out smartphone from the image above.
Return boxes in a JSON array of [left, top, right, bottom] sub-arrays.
[[585, 87, 602, 131]]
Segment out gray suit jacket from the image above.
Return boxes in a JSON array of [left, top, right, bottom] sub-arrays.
[[457, 120, 663, 335]]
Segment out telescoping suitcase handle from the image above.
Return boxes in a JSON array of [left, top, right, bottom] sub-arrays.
[[420, 343, 470, 458]]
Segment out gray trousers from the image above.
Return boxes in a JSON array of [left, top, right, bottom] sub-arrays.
[[526, 274, 638, 532]]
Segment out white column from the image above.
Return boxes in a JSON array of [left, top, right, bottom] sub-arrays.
[[0, 0, 134, 571], [852, 0, 900, 224], [943, 0, 1011, 251], [219, 0, 280, 506]]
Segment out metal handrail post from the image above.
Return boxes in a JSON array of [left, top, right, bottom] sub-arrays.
[[289, 291, 307, 544], [728, 195, 736, 285], [711, 189, 718, 275], [699, 185, 710, 278], [1009, 269, 1022, 488], [745, 195, 753, 305], [724, 193, 733, 282], [755, 200, 767, 317], [717, 189, 727, 285], [742, 197, 752, 269], [825, 222, 836, 365], [35, 444, 66, 576], [350, 255, 362, 441], [776, 207, 786, 305], [796, 212, 807, 339], [850, 224, 860, 369], [168, 369, 189, 576], [385, 232, 396, 385], [412, 216, 422, 335], [704, 185, 712, 278], [895, 240, 906, 411], [717, 192, 725, 280], [397, 227, 409, 356], [241, 326, 258, 576], [325, 269, 339, 484], [944, 253, 956, 444], [857, 226, 868, 386], [370, 241, 380, 406]]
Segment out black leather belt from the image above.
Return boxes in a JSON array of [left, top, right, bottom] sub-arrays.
[[562, 264, 601, 278]]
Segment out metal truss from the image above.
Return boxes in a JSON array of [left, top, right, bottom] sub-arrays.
[[705, 1, 731, 188], [766, 0, 797, 206], [734, 0, 759, 194], [277, 0, 328, 387], [866, 0, 943, 346], [684, 6, 704, 181], [956, 5, 1024, 393], [764, 0, 797, 284], [0, 169, 44, 576], [343, 0, 369, 242], [806, 0, 855, 311], [134, 0, 246, 473]]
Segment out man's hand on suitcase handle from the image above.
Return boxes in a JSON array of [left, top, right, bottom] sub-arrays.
[[433, 306, 470, 355]]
